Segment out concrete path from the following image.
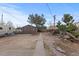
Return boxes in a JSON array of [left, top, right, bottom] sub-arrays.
[[33, 33, 46, 56]]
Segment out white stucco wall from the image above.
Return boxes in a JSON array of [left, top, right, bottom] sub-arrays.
[[0, 23, 15, 36]]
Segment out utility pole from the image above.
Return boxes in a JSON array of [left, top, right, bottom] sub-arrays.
[[1, 13, 4, 25], [53, 15, 56, 28]]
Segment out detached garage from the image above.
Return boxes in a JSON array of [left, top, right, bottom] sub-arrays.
[[21, 25, 38, 34]]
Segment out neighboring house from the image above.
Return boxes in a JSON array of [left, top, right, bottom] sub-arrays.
[[21, 25, 38, 34], [0, 23, 7, 36], [0, 14, 15, 36], [6, 21, 15, 34], [0, 23, 15, 36]]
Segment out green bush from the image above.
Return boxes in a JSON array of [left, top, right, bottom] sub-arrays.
[[72, 31, 79, 38], [56, 14, 79, 39], [66, 23, 77, 33], [56, 21, 66, 32]]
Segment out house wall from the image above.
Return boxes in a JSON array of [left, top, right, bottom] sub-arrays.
[[0, 24, 7, 35], [0, 24, 15, 36], [6, 25, 15, 34], [22, 25, 38, 34]]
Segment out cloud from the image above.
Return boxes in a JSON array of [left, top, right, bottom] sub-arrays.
[[0, 3, 79, 28], [0, 4, 29, 28]]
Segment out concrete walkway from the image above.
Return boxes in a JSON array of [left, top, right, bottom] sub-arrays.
[[33, 33, 46, 56]]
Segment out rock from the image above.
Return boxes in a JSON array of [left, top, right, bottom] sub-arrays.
[[66, 32, 78, 40], [64, 39, 67, 40], [55, 47, 65, 53], [77, 37, 79, 40], [64, 35, 70, 39]]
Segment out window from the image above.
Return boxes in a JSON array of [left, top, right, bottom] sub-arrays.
[[0, 27, 3, 30], [9, 27, 11, 30]]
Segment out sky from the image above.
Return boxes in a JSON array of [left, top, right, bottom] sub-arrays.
[[0, 3, 79, 27]]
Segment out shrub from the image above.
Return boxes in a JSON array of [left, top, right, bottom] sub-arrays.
[[72, 31, 79, 38], [66, 23, 77, 33]]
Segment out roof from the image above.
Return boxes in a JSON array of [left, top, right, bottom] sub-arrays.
[[22, 25, 37, 29], [16, 27, 22, 29]]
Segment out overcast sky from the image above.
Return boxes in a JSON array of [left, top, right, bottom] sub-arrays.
[[0, 3, 79, 27]]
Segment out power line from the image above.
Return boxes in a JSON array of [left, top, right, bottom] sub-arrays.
[[0, 8, 23, 25], [46, 3, 53, 17], [0, 8, 25, 27], [1, 9, 18, 20], [46, 3, 56, 27]]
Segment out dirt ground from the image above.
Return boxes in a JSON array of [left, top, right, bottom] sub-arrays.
[[0, 34, 38, 56], [42, 32, 79, 56], [0, 32, 79, 56]]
